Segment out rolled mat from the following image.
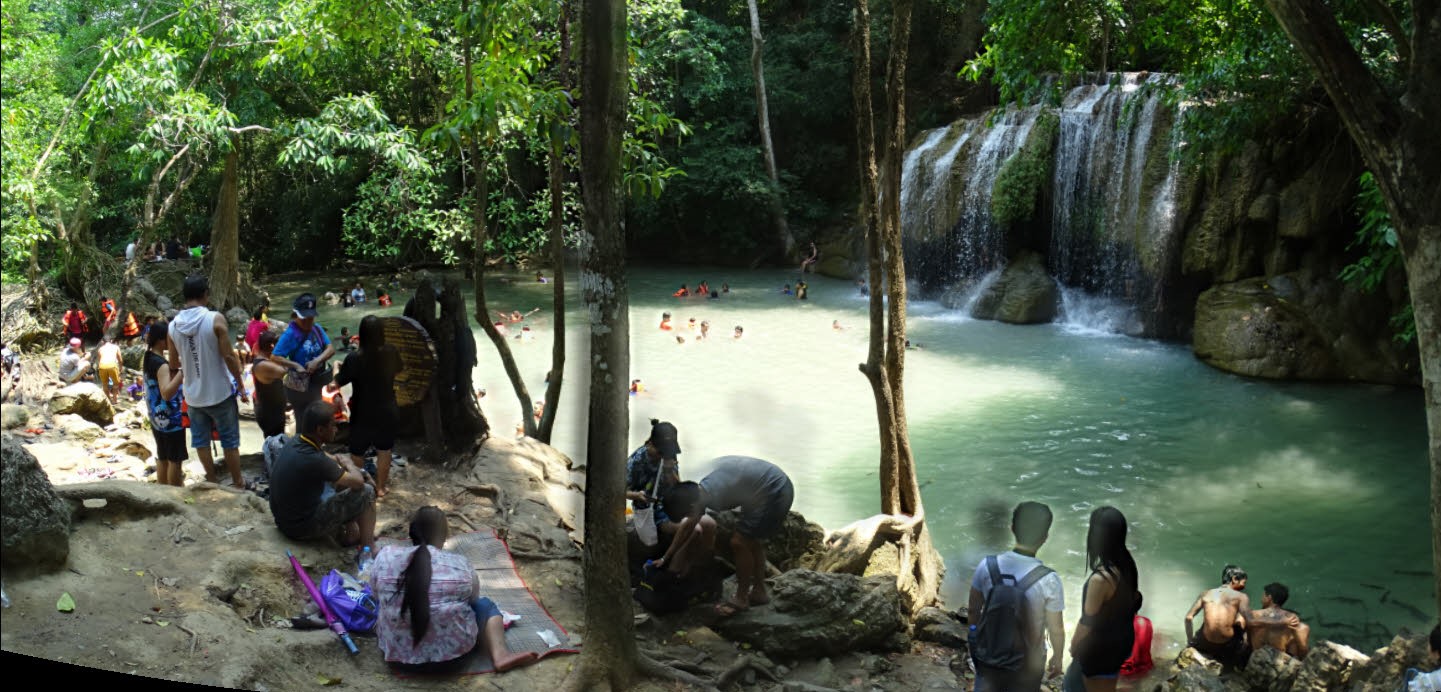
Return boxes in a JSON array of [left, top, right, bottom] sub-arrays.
[[379, 529, 579, 676]]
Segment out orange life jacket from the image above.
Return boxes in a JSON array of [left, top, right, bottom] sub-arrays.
[[64, 310, 87, 334], [122, 312, 141, 337], [378, 295, 392, 307], [673, 288, 688, 297], [101, 300, 116, 321]]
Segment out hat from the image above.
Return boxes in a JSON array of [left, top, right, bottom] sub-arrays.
[[68, 337, 82, 348], [648, 420, 681, 459], [292, 293, 319, 319]]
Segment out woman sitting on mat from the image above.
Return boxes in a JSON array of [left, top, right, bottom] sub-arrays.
[[370, 506, 539, 672]]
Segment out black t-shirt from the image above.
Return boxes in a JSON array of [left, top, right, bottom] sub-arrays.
[[334, 346, 403, 424], [268, 436, 343, 535]]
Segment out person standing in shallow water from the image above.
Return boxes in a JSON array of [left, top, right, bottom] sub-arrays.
[[1063, 506, 1141, 692]]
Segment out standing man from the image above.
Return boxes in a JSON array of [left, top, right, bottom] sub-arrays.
[[1247, 583, 1310, 659], [168, 274, 249, 488], [95, 335, 124, 405], [61, 302, 88, 344], [1184, 565, 1253, 669], [659, 456, 793, 615], [968, 501, 1066, 691], [100, 295, 117, 332]]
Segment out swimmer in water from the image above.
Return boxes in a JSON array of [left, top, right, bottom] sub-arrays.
[[659, 312, 674, 330], [733, 325, 744, 339]]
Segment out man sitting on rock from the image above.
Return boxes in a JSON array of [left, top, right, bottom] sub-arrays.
[[659, 456, 793, 617], [1246, 582, 1309, 659], [1183, 564, 1252, 669], [268, 401, 376, 557], [57, 338, 92, 384]]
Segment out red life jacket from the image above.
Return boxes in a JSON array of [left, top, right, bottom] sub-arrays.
[[101, 300, 116, 321], [64, 310, 87, 334]]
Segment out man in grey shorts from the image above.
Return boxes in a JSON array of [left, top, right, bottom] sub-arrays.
[[659, 456, 793, 617], [268, 401, 376, 556]]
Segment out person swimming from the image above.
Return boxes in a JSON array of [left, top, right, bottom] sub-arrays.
[[629, 379, 643, 395], [781, 284, 792, 296], [659, 312, 674, 330], [832, 320, 844, 331], [700, 321, 710, 340], [673, 284, 689, 298], [687, 317, 697, 331], [733, 325, 744, 339]]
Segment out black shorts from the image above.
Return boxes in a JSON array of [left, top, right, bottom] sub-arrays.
[[736, 478, 795, 539], [152, 429, 188, 463], [348, 416, 396, 456]]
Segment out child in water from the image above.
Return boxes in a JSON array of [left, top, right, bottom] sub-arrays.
[[659, 312, 674, 330], [733, 325, 744, 339], [781, 284, 792, 296]]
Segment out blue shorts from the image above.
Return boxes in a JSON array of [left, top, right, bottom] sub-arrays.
[[189, 396, 241, 449], [469, 596, 501, 624]]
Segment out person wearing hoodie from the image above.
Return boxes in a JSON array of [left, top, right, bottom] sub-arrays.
[[167, 274, 249, 488]]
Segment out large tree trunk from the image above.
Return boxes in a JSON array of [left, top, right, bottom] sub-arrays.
[[462, 0, 536, 438], [852, 0, 941, 614], [746, 0, 795, 261], [536, 1, 573, 445], [564, 0, 637, 686], [207, 146, 241, 310], [1263, 0, 1441, 618]]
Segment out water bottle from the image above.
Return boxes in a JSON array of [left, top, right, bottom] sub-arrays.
[[356, 546, 373, 579]]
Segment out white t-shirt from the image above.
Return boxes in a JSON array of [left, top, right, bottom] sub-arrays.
[[970, 550, 1065, 655], [1412, 669, 1441, 692], [125, 243, 136, 261]]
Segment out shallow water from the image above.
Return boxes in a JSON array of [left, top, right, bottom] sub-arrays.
[[265, 266, 1433, 654]]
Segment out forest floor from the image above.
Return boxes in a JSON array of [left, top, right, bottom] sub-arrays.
[[1, 390, 984, 692]]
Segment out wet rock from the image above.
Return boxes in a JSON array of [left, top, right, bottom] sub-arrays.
[[225, 307, 250, 329], [1176, 647, 1224, 675], [969, 252, 1059, 324], [49, 382, 115, 425], [1345, 631, 1428, 692], [1163, 663, 1226, 691], [710, 570, 906, 658], [156, 295, 174, 312], [55, 414, 104, 442], [1, 405, 29, 430], [1, 434, 72, 571], [1242, 646, 1301, 692], [135, 278, 160, 302], [1291, 641, 1370, 692], [914, 606, 969, 649]]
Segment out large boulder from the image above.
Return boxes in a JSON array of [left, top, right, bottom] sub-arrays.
[[49, 382, 115, 425], [1345, 630, 1431, 692], [1291, 641, 1370, 692], [712, 510, 826, 572], [1193, 273, 1416, 384], [710, 570, 907, 658], [2, 405, 29, 430], [55, 413, 104, 442], [969, 252, 1059, 324], [122, 345, 147, 371], [913, 606, 968, 649], [1162, 664, 1226, 692], [0, 434, 71, 571], [1242, 646, 1301, 692]]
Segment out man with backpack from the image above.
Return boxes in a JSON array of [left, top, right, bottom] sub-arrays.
[[968, 501, 1065, 691]]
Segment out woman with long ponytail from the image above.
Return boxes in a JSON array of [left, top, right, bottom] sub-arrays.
[[369, 507, 539, 672]]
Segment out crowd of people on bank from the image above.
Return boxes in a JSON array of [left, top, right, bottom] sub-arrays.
[[16, 265, 1438, 686]]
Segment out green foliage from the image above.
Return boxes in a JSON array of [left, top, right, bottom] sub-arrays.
[[1339, 171, 1413, 344], [990, 109, 1059, 226]]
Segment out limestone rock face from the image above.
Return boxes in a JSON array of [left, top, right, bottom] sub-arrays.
[[1193, 273, 1415, 384], [0, 434, 72, 571], [49, 382, 115, 425], [1242, 646, 1301, 692], [969, 252, 1059, 324], [1291, 641, 1370, 692], [710, 570, 907, 658]]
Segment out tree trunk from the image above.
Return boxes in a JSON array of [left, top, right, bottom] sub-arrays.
[[852, 0, 941, 614], [462, 0, 536, 438], [564, 0, 637, 685], [207, 146, 241, 310], [1263, 0, 1441, 617], [747, 0, 795, 262], [536, 1, 574, 445]]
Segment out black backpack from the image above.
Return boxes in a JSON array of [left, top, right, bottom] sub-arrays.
[[972, 556, 1054, 671]]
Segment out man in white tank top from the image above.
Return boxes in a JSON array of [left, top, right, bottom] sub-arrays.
[[167, 274, 250, 488]]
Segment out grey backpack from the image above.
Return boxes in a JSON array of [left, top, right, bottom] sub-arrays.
[[972, 556, 1053, 671]]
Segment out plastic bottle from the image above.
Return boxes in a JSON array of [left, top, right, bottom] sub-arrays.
[[356, 546, 373, 578]]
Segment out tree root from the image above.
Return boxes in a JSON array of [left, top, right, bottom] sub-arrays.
[[636, 650, 718, 690], [716, 654, 782, 689]]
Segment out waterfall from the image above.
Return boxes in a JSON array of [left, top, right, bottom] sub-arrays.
[[900, 73, 1184, 336]]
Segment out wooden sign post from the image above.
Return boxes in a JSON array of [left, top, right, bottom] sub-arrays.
[[381, 316, 443, 448]]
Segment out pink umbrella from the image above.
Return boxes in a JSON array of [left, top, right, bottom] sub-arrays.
[[287, 550, 359, 655]]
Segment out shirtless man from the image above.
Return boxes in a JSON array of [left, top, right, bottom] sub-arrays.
[[1247, 582, 1309, 659], [1184, 564, 1252, 668]]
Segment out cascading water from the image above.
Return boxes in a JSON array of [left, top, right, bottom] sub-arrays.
[[899, 73, 1184, 336]]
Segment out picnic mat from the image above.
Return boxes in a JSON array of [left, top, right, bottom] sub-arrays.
[[378, 529, 579, 676]]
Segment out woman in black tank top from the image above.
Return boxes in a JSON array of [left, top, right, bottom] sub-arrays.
[[250, 330, 289, 438], [1063, 506, 1141, 692]]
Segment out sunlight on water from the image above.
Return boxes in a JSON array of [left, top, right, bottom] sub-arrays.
[[265, 266, 1432, 652]]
